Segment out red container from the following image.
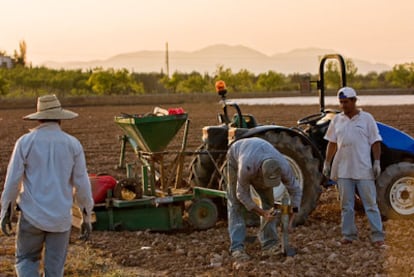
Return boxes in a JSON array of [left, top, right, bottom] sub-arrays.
[[168, 107, 185, 115], [89, 174, 117, 203]]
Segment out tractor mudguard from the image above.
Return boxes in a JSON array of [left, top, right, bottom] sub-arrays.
[[377, 122, 414, 155], [237, 125, 324, 167]]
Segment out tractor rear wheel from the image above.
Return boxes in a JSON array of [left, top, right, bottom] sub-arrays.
[[257, 131, 323, 226], [377, 162, 414, 219]]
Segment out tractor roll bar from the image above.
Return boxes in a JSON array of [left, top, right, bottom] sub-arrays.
[[222, 101, 243, 128], [318, 54, 347, 112]]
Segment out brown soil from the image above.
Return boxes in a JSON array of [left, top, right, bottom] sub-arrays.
[[1, 99, 414, 276]]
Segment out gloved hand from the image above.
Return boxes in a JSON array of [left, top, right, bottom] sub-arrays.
[[1, 204, 13, 236], [79, 210, 92, 241], [373, 160, 381, 179], [262, 208, 277, 223], [323, 161, 331, 177]]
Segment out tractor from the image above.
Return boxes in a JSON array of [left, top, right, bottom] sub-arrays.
[[189, 54, 414, 223]]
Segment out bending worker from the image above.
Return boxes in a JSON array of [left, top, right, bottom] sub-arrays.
[[226, 137, 302, 260]]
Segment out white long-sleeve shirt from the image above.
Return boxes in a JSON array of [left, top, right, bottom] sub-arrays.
[[228, 137, 302, 211], [0, 122, 94, 232]]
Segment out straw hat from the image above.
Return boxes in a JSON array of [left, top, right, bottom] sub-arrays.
[[23, 94, 78, 120]]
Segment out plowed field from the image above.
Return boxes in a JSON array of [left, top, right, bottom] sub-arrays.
[[1, 97, 414, 276]]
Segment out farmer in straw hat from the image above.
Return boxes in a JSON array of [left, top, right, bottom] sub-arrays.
[[0, 94, 94, 276]]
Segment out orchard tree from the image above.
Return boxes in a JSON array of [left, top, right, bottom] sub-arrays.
[[160, 71, 185, 93], [386, 63, 414, 88], [0, 69, 9, 95], [324, 58, 358, 90], [13, 40, 27, 66], [87, 68, 143, 95], [132, 72, 168, 94], [233, 69, 255, 92], [178, 71, 210, 93], [214, 65, 235, 91], [213, 66, 255, 93], [256, 70, 285, 92]]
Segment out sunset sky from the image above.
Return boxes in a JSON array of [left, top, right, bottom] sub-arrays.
[[1, 0, 413, 66]]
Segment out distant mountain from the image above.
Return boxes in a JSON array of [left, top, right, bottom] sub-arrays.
[[43, 44, 391, 75]]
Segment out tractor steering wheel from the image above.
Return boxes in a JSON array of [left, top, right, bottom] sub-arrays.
[[297, 112, 326, 126]]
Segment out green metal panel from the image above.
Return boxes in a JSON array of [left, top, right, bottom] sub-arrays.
[[112, 197, 156, 208], [93, 204, 184, 231], [115, 114, 188, 152], [111, 194, 194, 208], [193, 186, 227, 199]]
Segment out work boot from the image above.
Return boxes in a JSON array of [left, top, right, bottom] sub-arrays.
[[340, 238, 353, 245], [373, 241, 388, 249], [231, 250, 250, 261], [262, 245, 282, 257]]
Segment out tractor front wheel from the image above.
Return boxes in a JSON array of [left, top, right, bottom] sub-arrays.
[[377, 162, 414, 219]]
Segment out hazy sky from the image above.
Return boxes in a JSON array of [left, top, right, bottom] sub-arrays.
[[1, 0, 413, 66]]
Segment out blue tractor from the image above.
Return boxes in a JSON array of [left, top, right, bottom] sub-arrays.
[[189, 54, 414, 224], [297, 54, 414, 220]]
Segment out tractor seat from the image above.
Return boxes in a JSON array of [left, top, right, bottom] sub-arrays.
[[316, 109, 339, 126], [232, 114, 258, 128]]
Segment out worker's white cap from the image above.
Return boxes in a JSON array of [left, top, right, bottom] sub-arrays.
[[338, 87, 357, 99]]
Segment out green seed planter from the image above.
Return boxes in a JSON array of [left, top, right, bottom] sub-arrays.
[[115, 113, 188, 153]]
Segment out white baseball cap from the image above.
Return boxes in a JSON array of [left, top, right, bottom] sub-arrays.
[[337, 87, 357, 99]]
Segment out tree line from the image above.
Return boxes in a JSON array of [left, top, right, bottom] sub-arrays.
[[1, 56, 414, 98]]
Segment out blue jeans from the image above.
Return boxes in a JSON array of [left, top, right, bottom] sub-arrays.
[[15, 213, 71, 277], [227, 162, 278, 252], [337, 178, 385, 242]]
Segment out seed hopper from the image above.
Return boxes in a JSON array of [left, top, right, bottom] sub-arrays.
[[90, 109, 226, 231]]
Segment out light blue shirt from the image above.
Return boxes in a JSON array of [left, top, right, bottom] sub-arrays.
[[0, 122, 94, 232], [228, 137, 302, 210]]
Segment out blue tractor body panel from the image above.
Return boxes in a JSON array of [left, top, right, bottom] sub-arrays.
[[377, 122, 414, 155]]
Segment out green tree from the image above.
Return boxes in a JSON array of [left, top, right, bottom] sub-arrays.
[[345, 59, 358, 84], [256, 70, 285, 92], [178, 71, 209, 93], [132, 72, 168, 94], [324, 58, 358, 90], [13, 40, 27, 66], [233, 69, 255, 92], [0, 69, 10, 95], [87, 68, 143, 95], [214, 65, 235, 91], [213, 66, 255, 93], [160, 71, 185, 93], [386, 63, 414, 88]]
